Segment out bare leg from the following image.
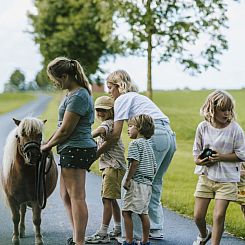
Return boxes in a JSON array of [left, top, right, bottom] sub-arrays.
[[102, 198, 113, 226], [122, 211, 133, 244], [193, 197, 211, 238], [19, 203, 26, 237], [211, 199, 229, 245], [112, 199, 121, 224], [139, 214, 150, 244], [62, 168, 87, 245], [60, 174, 74, 230]]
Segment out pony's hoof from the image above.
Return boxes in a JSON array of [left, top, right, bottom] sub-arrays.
[[35, 236, 43, 245], [12, 235, 20, 244]]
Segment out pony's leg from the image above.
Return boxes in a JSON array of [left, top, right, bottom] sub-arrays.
[[19, 203, 26, 237], [32, 202, 43, 245], [8, 198, 20, 244]]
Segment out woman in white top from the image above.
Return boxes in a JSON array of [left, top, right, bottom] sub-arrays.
[[97, 70, 176, 240], [192, 90, 245, 245]]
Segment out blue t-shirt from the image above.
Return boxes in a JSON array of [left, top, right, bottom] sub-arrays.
[[57, 88, 96, 153]]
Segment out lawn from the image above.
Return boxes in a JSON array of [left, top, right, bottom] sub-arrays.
[[42, 90, 245, 238], [0, 92, 36, 115]]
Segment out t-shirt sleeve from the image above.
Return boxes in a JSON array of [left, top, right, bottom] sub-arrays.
[[234, 124, 245, 161], [127, 141, 140, 162], [193, 123, 203, 158], [114, 95, 131, 121], [66, 94, 88, 116], [99, 120, 112, 137]]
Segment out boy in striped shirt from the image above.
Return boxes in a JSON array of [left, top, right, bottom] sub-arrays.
[[122, 114, 157, 245]]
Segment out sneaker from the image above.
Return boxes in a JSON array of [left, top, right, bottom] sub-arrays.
[[108, 229, 121, 239], [115, 236, 125, 244], [85, 232, 110, 244], [193, 228, 212, 245], [66, 237, 74, 245], [122, 241, 137, 245], [149, 230, 164, 240]]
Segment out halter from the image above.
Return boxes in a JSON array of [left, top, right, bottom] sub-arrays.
[[16, 135, 42, 165]]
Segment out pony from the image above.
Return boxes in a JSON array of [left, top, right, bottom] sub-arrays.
[[1, 117, 58, 245]]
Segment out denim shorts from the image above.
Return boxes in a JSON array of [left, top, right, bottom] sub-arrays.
[[59, 147, 97, 171]]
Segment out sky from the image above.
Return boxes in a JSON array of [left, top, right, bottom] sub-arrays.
[[0, 0, 245, 92]]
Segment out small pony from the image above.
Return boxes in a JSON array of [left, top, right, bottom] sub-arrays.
[[1, 117, 58, 245]]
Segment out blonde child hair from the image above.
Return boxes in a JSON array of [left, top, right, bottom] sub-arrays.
[[47, 57, 91, 95], [128, 114, 155, 139], [200, 90, 236, 123], [106, 70, 139, 94]]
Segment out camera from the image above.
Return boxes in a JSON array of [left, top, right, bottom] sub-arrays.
[[199, 148, 216, 160]]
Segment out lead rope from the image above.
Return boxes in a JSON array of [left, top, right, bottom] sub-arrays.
[[36, 151, 51, 209]]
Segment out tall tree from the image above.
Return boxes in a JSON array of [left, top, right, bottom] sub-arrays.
[[9, 69, 25, 88], [115, 0, 234, 99], [28, 0, 120, 85]]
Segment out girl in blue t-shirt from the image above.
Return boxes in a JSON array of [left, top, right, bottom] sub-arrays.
[[41, 57, 97, 245]]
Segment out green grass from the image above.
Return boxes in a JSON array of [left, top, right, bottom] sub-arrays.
[[0, 92, 36, 115], [42, 90, 245, 238]]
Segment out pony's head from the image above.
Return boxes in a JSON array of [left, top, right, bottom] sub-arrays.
[[14, 117, 47, 166]]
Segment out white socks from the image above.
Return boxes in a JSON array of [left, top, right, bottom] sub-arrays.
[[114, 222, 121, 232], [99, 224, 109, 235]]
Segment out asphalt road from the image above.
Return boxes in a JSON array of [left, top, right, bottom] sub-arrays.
[[0, 95, 244, 245]]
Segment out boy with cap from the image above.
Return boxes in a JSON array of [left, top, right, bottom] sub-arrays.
[[86, 96, 126, 244]]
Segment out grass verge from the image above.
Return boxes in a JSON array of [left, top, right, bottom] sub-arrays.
[[0, 92, 36, 115]]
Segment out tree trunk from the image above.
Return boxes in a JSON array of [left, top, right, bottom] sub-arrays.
[[146, 0, 153, 100], [147, 35, 152, 100]]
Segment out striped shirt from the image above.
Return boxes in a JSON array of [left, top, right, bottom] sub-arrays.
[[97, 119, 126, 170], [127, 138, 157, 186], [193, 121, 245, 182]]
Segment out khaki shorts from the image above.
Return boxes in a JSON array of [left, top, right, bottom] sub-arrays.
[[194, 175, 238, 201], [236, 184, 245, 205], [101, 167, 125, 199], [122, 180, 152, 215]]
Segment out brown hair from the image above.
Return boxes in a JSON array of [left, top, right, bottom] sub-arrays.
[[200, 90, 236, 123], [47, 57, 91, 94], [128, 114, 155, 139]]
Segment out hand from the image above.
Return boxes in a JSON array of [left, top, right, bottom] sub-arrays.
[[41, 143, 52, 152], [123, 180, 131, 191]]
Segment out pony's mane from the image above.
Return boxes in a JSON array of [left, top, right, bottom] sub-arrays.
[[2, 117, 44, 183]]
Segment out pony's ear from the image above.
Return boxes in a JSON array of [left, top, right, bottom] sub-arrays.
[[43, 119, 47, 124], [13, 118, 21, 126]]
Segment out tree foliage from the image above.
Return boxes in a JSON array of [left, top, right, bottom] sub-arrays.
[[114, 0, 235, 99], [9, 69, 25, 87], [28, 0, 120, 85]]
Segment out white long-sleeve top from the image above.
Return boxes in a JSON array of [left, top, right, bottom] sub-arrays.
[[193, 121, 245, 182]]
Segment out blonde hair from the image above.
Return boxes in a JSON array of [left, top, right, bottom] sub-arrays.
[[128, 114, 155, 139], [47, 57, 91, 94], [106, 70, 138, 94], [200, 90, 236, 123], [96, 108, 114, 121]]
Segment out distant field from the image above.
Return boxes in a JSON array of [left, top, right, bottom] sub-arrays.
[[0, 92, 36, 115], [42, 90, 245, 238]]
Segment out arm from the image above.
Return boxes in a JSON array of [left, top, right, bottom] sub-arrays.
[[92, 127, 106, 138], [41, 111, 80, 151], [96, 120, 124, 157], [209, 152, 242, 162], [123, 159, 139, 190], [195, 152, 242, 167]]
